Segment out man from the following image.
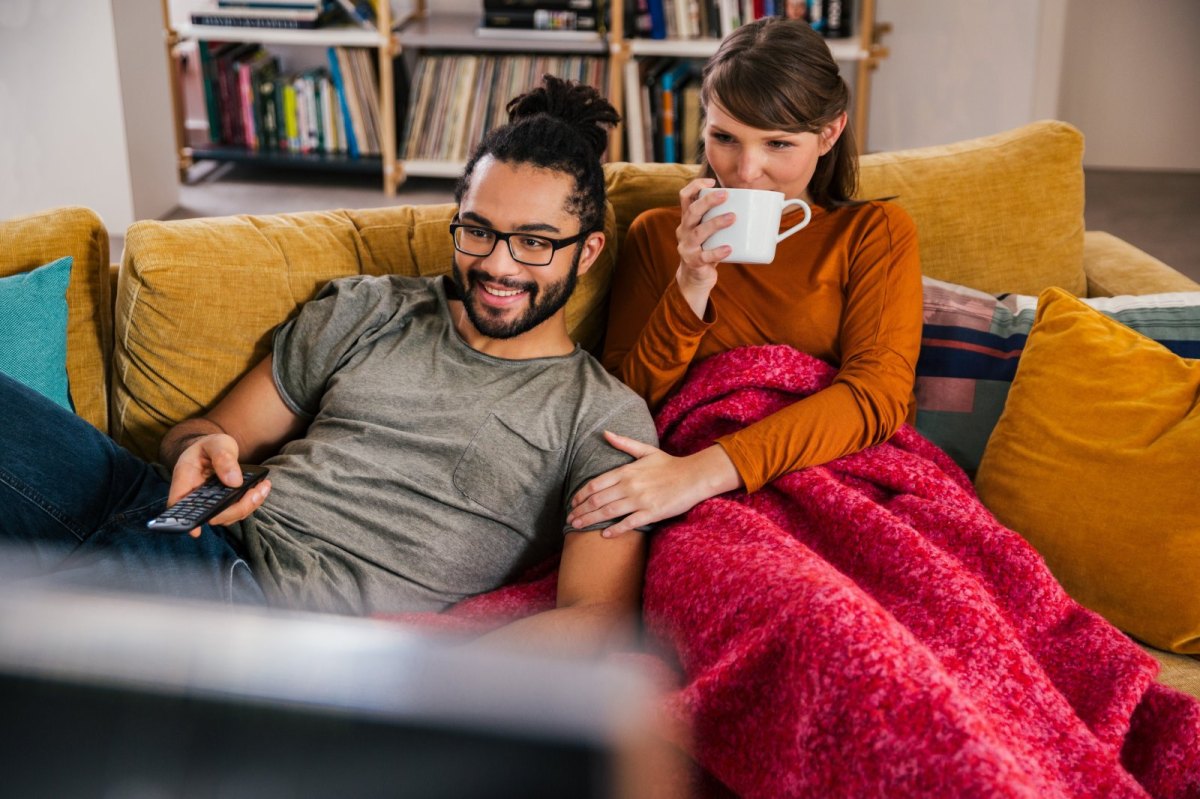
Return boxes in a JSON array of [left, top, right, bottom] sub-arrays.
[[3, 78, 655, 651]]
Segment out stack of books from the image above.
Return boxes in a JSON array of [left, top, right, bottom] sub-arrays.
[[477, 0, 607, 39], [190, 0, 343, 31]]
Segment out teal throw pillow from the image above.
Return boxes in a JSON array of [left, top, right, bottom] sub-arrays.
[[0, 256, 74, 410], [916, 276, 1200, 476]]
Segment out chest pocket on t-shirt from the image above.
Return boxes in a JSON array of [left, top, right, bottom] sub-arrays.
[[452, 412, 565, 521]]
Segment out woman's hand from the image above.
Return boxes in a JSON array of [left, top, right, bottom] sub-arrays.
[[567, 432, 743, 537], [675, 178, 736, 319], [168, 433, 271, 538]]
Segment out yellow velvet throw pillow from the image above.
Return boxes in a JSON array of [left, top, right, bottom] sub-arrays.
[[976, 288, 1200, 653]]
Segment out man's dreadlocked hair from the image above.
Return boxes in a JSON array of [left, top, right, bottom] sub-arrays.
[[455, 75, 620, 236]]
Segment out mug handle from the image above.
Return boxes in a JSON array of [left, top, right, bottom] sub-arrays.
[[776, 199, 812, 241]]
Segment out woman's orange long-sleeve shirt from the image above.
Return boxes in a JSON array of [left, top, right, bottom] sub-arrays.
[[602, 200, 923, 493]]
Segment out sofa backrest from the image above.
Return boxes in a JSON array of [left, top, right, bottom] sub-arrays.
[[602, 119, 1088, 298], [113, 119, 1087, 461], [113, 203, 616, 460], [0, 206, 112, 432]]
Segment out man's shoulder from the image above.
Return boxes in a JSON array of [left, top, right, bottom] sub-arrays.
[[320, 272, 439, 300], [566, 351, 655, 426], [569, 350, 640, 397], [308, 273, 443, 319]]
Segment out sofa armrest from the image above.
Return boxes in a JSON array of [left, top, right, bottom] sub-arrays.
[[1084, 231, 1200, 297]]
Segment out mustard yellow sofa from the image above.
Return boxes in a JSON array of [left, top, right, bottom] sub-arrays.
[[2, 120, 1197, 695]]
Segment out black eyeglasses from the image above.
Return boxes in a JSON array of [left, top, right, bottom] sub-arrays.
[[449, 222, 590, 267]]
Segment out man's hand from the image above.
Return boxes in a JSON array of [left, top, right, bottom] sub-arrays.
[[168, 433, 271, 538], [567, 432, 743, 537]]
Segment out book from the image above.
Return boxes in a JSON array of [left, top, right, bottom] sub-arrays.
[[335, 47, 369, 157], [196, 41, 223, 144], [331, 0, 376, 29], [326, 47, 359, 157], [257, 73, 279, 152], [658, 60, 693, 163], [824, 0, 852, 37], [717, 0, 739, 36], [217, 0, 323, 7], [624, 0, 652, 37], [647, 0, 667, 39], [483, 0, 597, 8], [622, 56, 646, 162], [474, 26, 603, 41], [480, 10, 600, 30], [190, 6, 328, 29], [679, 78, 701, 163]]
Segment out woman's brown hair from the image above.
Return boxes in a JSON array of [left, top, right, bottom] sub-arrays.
[[698, 17, 859, 207]]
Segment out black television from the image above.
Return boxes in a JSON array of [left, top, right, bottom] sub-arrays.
[[0, 586, 661, 798]]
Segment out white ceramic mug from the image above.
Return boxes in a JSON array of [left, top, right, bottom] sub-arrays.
[[699, 188, 813, 264]]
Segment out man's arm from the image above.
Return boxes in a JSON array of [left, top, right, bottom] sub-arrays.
[[159, 354, 308, 535], [481, 528, 646, 656]]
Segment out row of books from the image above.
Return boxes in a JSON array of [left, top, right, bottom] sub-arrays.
[[190, 0, 380, 31], [622, 57, 703, 164], [198, 43, 405, 158], [626, 0, 853, 41], [402, 53, 608, 162]]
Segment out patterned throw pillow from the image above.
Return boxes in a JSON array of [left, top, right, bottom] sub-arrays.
[[0, 256, 73, 410], [915, 277, 1200, 475]]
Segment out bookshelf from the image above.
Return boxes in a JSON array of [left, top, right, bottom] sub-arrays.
[[161, 0, 423, 196], [162, 1, 891, 193]]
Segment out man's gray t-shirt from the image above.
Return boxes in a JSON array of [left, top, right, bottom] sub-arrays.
[[228, 274, 657, 616]]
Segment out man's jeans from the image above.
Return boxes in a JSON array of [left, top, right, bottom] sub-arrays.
[[0, 372, 264, 604]]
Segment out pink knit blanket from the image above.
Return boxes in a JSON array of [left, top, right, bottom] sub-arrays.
[[394, 345, 1200, 799]]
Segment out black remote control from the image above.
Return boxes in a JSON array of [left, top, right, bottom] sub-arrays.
[[147, 465, 269, 533]]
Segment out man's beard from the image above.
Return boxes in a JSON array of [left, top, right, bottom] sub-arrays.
[[451, 249, 580, 340]]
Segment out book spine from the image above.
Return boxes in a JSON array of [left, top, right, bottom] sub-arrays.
[[647, 0, 667, 39], [283, 82, 299, 152], [238, 60, 257, 150], [824, 0, 851, 37], [327, 47, 359, 158], [259, 78, 278, 152], [190, 14, 317, 29]]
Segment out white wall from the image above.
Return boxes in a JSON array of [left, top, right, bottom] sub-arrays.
[[866, 0, 1198, 171], [0, 0, 178, 232], [1057, 0, 1200, 171], [866, 0, 1054, 152]]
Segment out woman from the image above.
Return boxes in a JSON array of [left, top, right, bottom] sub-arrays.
[[561, 18, 1197, 798], [567, 16, 922, 533]]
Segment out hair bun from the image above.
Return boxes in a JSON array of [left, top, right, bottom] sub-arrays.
[[505, 75, 620, 159]]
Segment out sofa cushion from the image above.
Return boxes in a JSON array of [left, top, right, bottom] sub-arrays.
[[857, 120, 1087, 297], [113, 203, 617, 461], [975, 288, 1200, 654], [916, 277, 1200, 475], [0, 256, 73, 409], [0, 207, 111, 432]]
